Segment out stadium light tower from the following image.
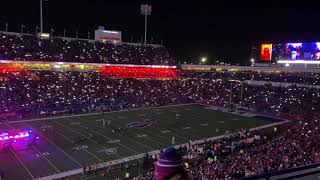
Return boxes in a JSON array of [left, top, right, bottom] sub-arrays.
[[40, 0, 43, 33], [40, 0, 48, 33], [141, 4, 152, 44]]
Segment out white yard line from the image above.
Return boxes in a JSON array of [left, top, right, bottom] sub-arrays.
[[32, 129, 83, 167], [149, 126, 189, 141], [1, 124, 34, 179], [31, 145, 61, 173], [169, 127, 202, 139], [141, 128, 172, 141], [67, 116, 140, 154], [105, 116, 157, 150], [54, 130, 104, 163], [4, 123, 62, 174], [81, 127, 139, 154], [54, 121, 102, 144], [9, 148, 35, 179], [133, 131, 167, 147], [129, 111, 190, 142], [54, 121, 126, 160], [9, 123, 82, 173]]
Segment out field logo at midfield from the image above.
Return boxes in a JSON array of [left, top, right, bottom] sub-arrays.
[[127, 119, 156, 129]]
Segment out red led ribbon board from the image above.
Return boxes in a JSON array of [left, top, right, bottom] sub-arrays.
[[100, 66, 179, 79]]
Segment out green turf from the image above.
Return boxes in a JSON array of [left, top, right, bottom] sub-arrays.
[[1, 104, 277, 179]]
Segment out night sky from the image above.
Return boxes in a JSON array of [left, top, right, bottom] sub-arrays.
[[1, 0, 320, 65]]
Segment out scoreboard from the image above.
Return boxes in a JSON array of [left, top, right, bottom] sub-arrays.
[[260, 44, 272, 61], [260, 42, 320, 63], [94, 26, 122, 43]]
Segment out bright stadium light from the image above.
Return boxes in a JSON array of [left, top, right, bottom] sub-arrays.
[[250, 58, 255, 66], [200, 57, 207, 64]]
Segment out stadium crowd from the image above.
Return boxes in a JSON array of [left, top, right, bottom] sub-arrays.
[[2, 70, 320, 119], [184, 70, 320, 85], [0, 31, 320, 179], [0, 32, 172, 65], [0, 69, 319, 179]]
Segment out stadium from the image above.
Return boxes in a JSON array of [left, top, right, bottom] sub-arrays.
[[0, 1, 320, 180]]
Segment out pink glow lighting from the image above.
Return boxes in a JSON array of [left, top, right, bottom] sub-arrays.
[[0, 129, 33, 142]]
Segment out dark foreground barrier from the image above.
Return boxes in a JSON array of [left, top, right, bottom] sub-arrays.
[[239, 162, 320, 180]]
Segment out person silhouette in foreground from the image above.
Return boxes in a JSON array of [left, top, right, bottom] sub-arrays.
[[155, 147, 193, 180]]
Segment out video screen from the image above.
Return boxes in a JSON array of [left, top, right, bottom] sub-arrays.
[[260, 44, 272, 61], [272, 42, 320, 61]]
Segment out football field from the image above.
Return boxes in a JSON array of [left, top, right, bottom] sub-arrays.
[[0, 104, 283, 180]]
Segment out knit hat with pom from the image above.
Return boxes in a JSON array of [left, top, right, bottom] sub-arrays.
[[155, 147, 185, 180]]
